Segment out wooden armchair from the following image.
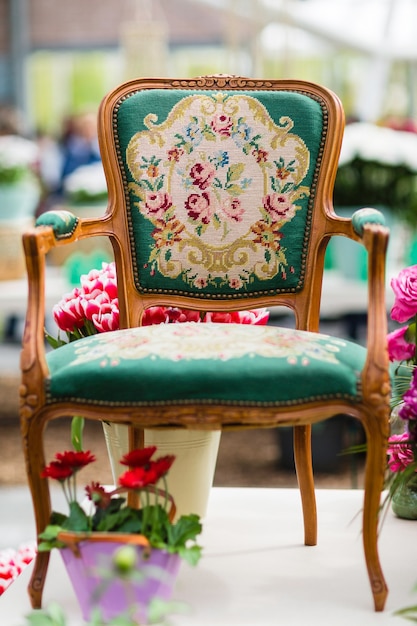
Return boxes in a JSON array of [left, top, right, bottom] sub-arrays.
[[20, 75, 390, 612]]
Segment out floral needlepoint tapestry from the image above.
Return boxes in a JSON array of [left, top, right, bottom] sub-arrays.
[[116, 91, 323, 297]]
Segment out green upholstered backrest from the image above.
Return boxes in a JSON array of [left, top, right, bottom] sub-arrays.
[[111, 85, 329, 301]]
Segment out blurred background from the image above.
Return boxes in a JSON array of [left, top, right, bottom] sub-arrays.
[[2, 0, 417, 135], [1, 0, 416, 489]]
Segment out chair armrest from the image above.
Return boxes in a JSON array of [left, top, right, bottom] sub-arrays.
[[352, 208, 391, 411], [35, 210, 79, 240], [21, 208, 114, 412], [351, 208, 386, 236]]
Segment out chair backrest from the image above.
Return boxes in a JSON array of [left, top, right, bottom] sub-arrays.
[[97, 76, 345, 328]]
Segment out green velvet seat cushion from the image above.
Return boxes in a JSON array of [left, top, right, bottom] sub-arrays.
[[45, 323, 366, 407]]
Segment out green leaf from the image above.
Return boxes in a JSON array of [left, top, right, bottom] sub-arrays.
[[64, 501, 90, 532], [169, 514, 202, 546], [178, 543, 202, 566], [50, 510, 68, 526], [38, 525, 63, 541], [225, 184, 243, 196], [394, 605, 417, 622], [44, 330, 67, 349], [227, 163, 245, 182], [71, 417, 84, 452], [202, 129, 216, 141], [212, 213, 221, 229], [127, 182, 145, 201], [147, 597, 189, 623], [24, 603, 67, 626], [96, 507, 141, 533], [38, 523, 67, 552], [85, 607, 138, 626]]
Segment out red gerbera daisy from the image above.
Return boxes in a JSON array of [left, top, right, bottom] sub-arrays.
[[119, 446, 157, 468], [55, 450, 96, 470], [151, 455, 176, 480], [85, 482, 112, 509], [118, 466, 159, 490], [41, 461, 74, 481]]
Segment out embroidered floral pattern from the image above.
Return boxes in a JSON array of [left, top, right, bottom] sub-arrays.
[[126, 94, 311, 291], [69, 323, 346, 368]]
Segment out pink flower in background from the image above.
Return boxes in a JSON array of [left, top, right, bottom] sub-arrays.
[[204, 311, 238, 324], [91, 301, 120, 333], [387, 433, 416, 472], [51, 263, 119, 341], [0, 543, 37, 596], [165, 308, 201, 323], [234, 309, 270, 325], [80, 262, 118, 300], [49, 261, 270, 345], [141, 306, 171, 326], [390, 264, 417, 323], [387, 327, 416, 362], [52, 288, 85, 332]]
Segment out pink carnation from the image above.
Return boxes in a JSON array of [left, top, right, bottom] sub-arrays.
[[0, 543, 36, 596], [53, 263, 119, 336], [52, 288, 85, 332], [387, 433, 416, 472], [142, 307, 170, 326], [387, 326, 415, 362], [52, 261, 270, 337], [234, 309, 270, 325], [390, 265, 417, 323]]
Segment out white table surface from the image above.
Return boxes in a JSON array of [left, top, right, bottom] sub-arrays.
[[0, 487, 414, 626]]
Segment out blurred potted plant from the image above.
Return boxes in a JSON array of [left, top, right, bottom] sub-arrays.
[[0, 134, 41, 278], [37, 444, 201, 624], [63, 162, 108, 207], [329, 121, 417, 280], [0, 134, 41, 218], [49, 161, 111, 268], [334, 121, 417, 225]]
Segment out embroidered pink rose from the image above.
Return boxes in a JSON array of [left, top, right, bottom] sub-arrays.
[[229, 277, 243, 290], [211, 113, 233, 136], [391, 264, 417, 323], [194, 277, 208, 289], [222, 197, 244, 222], [263, 192, 296, 221], [387, 327, 416, 362], [189, 162, 215, 190], [144, 191, 173, 220], [185, 192, 213, 224]]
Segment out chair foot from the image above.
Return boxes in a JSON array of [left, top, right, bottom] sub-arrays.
[[362, 420, 389, 612], [28, 551, 50, 609], [372, 583, 388, 612], [293, 425, 317, 546]]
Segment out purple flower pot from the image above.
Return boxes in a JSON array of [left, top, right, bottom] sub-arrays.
[[60, 539, 181, 622]]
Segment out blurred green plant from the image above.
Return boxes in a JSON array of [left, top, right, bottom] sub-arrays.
[[334, 122, 417, 227]]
